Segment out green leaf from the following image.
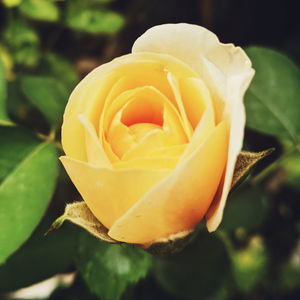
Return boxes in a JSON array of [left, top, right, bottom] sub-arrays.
[[278, 241, 300, 291], [66, 8, 124, 34], [40, 53, 79, 91], [282, 152, 300, 190], [2, 0, 22, 8], [0, 61, 13, 126], [221, 186, 267, 232], [231, 236, 267, 292], [19, 0, 60, 22], [0, 214, 78, 292], [245, 47, 300, 143], [76, 232, 152, 300], [21, 76, 69, 126], [0, 127, 58, 264], [3, 18, 40, 68], [154, 232, 230, 300], [0, 45, 15, 80]]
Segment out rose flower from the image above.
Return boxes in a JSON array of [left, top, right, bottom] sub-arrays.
[[60, 23, 254, 245]]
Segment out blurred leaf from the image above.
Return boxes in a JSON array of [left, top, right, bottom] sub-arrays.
[[4, 18, 39, 47], [282, 152, 300, 190], [93, 0, 114, 3], [3, 18, 40, 67], [221, 186, 267, 232], [21, 76, 69, 126], [0, 45, 15, 80], [245, 47, 300, 144], [76, 232, 152, 300], [6, 80, 31, 124], [0, 62, 13, 125], [15, 44, 40, 68], [154, 231, 230, 300], [0, 215, 78, 292], [231, 236, 267, 293], [19, 0, 60, 22], [278, 240, 300, 291], [2, 0, 22, 7], [66, 5, 124, 34], [40, 53, 79, 91], [0, 127, 58, 264]]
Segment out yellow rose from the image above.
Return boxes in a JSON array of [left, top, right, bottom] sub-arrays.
[[60, 23, 254, 244]]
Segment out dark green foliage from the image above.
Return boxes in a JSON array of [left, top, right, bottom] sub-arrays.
[[0, 127, 58, 264], [76, 232, 152, 300], [153, 232, 230, 300]]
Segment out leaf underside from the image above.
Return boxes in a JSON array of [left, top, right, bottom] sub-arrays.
[[231, 148, 275, 187], [47, 201, 118, 244]]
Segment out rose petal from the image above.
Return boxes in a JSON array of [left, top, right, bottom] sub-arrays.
[[148, 144, 186, 157], [77, 114, 111, 167], [60, 156, 170, 228], [113, 156, 178, 170], [108, 121, 228, 244], [167, 72, 193, 138], [106, 86, 188, 160], [179, 77, 215, 128], [132, 23, 254, 231], [63, 50, 199, 163]]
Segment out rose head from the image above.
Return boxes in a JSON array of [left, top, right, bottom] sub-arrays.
[[60, 23, 254, 245]]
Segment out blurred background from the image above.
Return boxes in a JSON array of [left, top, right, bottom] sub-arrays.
[[0, 0, 300, 300]]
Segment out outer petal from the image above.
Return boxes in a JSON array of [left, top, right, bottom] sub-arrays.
[[108, 122, 228, 244], [132, 23, 254, 232], [60, 156, 170, 229]]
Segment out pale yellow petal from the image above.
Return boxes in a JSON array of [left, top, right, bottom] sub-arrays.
[[179, 77, 214, 128], [62, 50, 199, 162], [108, 122, 228, 244], [113, 156, 178, 170], [167, 72, 193, 138], [77, 114, 111, 167], [105, 86, 188, 160], [132, 23, 254, 230], [60, 156, 170, 229], [148, 144, 186, 157]]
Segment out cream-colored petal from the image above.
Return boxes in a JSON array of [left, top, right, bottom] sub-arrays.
[[132, 24, 253, 108], [60, 156, 170, 229], [132, 23, 255, 231], [205, 93, 247, 231], [78, 114, 111, 167], [108, 122, 228, 244]]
